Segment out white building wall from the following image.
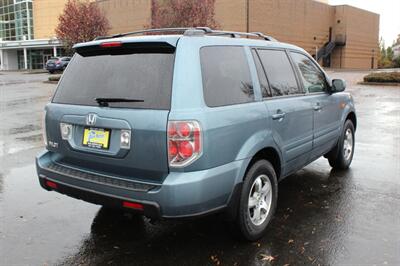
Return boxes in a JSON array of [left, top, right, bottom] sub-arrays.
[[1, 50, 19, 70]]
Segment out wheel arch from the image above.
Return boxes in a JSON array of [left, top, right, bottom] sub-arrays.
[[245, 147, 282, 181], [346, 111, 357, 131]]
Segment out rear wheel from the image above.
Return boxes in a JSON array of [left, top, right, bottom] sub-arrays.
[[236, 160, 278, 241], [327, 119, 355, 169]]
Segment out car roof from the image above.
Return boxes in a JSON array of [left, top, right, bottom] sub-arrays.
[[73, 34, 305, 53]]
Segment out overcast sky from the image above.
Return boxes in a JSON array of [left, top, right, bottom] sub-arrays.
[[329, 0, 400, 47]]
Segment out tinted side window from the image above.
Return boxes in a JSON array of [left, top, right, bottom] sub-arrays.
[[200, 46, 254, 107], [290, 52, 327, 93], [251, 49, 271, 98], [257, 49, 301, 96]]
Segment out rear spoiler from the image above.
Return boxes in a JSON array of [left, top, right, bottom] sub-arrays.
[[74, 41, 176, 57]]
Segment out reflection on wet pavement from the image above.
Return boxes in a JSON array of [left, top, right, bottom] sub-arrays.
[[0, 71, 399, 265]]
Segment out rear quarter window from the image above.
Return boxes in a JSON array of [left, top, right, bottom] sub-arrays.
[[200, 46, 254, 107]]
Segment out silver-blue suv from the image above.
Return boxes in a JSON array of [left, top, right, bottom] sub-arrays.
[[36, 28, 356, 241]]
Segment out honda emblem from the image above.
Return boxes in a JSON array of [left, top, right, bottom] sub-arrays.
[[86, 113, 97, 126]]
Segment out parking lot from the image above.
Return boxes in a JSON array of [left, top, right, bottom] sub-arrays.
[[0, 71, 399, 265]]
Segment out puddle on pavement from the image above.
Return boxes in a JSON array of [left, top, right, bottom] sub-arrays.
[[9, 124, 41, 135]]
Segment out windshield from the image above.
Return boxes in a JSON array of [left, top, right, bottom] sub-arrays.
[[52, 51, 175, 109]]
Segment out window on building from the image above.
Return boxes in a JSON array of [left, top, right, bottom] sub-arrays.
[[200, 46, 254, 107], [0, 0, 33, 41], [257, 49, 301, 96], [290, 52, 327, 93]]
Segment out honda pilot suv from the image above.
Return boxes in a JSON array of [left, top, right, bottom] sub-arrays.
[[36, 28, 356, 240]]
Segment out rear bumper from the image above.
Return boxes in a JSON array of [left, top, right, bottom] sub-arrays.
[[36, 150, 248, 219], [46, 65, 63, 71]]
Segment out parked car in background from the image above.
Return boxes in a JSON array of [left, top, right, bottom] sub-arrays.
[[45, 57, 71, 74], [36, 28, 356, 241]]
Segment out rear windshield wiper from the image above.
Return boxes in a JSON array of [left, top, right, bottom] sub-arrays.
[[95, 97, 144, 107]]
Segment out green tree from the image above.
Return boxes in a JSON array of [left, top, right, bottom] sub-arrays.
[[378, 38, 388, 68], [393, 56, 400, 68], [386, 46, 394, 61]]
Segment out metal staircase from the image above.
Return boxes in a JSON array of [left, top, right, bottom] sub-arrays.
[[316, 34, 346, 67], [316, 41, 336, 61]]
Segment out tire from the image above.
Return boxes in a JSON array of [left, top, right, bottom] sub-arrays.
[[49, 71, 54, 74], [236, 160, 278, 241], [327, 119, 355, 170]]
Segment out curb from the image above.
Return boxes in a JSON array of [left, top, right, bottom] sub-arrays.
[[357, 82, 400, 87]]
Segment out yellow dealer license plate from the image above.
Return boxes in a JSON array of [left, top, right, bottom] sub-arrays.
[[82, 127, 111, 150]]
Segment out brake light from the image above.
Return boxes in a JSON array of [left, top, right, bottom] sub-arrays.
[[168, 121, 202, 167], [55, 60, 61, 64], [100, 41, 122, 48]]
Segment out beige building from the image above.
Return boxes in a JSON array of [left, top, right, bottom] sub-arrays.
[[215, 0, 379, 69], [32, 0, 69, 40], [1, 0, 379, 70], [96, 0, 380, 69]]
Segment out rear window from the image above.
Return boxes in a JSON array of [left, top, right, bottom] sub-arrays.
[[52, 51, 175, 109], [200, 46, 254, 107]]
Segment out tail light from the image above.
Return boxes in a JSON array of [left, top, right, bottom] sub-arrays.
[[55, 60, 61, 65], [168, 121, 202, 167]]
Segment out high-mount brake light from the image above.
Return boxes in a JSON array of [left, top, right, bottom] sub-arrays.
[[168, 121, 202, 167], [100, 41, 122, 48]]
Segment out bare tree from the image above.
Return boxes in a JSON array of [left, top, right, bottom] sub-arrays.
[[149, 0, 219, 29], [55, 0, 110, 52]]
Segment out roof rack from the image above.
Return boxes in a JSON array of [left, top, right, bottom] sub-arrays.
[[94, 27, 277, 42], [208, 30, 277, 41]]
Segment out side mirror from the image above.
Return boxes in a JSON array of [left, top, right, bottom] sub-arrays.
[[331, 79, 346, 93]]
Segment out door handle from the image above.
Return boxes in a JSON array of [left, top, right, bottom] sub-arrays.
[[272, 111, 286, 120], [313, 103, 322, 111]]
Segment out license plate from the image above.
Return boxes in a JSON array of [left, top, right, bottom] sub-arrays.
[[82, 127, 111, 149]]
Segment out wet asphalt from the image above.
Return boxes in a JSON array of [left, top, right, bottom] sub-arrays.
[[0, 71, 399, 266]]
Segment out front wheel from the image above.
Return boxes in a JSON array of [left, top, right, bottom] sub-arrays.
[[236, 160, 278, 241], [327, 119, 355, 169]]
